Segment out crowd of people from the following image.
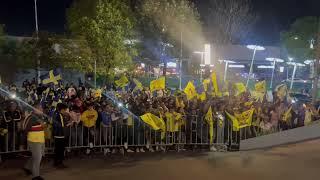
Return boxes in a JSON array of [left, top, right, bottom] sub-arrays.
[[0, 77, 320, 179]]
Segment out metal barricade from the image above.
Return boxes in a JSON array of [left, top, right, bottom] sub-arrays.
[[1, 113, 241, 158]]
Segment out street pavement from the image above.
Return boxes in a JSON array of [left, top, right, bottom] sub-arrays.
[[1, 140, 320, 180]]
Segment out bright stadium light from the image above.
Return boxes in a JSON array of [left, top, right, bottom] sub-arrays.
[[204, 44, 211, 65], [266, 57, 284, 89], [229, 64, 245, 68], [258, 65, 275, 69], [118, 103, 123, 107], [246, 45, 265, 87]]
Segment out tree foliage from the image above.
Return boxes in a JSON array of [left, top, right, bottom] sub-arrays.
[[206, 0, 257, 44], [66, 0, 137, 76], [281, 16, 318, 61], [140, 0, 203, 51]]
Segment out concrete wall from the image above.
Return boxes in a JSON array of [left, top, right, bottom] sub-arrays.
[[240, 122, 320, 151]]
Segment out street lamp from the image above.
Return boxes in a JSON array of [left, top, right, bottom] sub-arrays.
[[219, 60, 235, 82], [194, 51, 205, 82], [266, 57, 284, 89], [34, 0, 40, 84], [246, 45, 265, 88], [287, 62, 306, 90]]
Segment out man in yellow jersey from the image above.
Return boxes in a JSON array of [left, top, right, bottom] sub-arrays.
[[23, 102, 45, 180]]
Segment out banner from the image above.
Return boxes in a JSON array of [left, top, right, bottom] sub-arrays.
[[150, 77, 165, 92], [115, 75, 129, 88], [282, 106, 292, 122], [81, 109, 98, 128], [41, 69, 62, 85], [205, 106, 214, 143], [226, 109, 254, 131], [184, 81, 197, 100]]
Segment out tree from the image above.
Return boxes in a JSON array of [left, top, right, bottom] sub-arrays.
[[206, 0, 257, 44], [139, 0, 203, 75], [281, 16, 320, 103], [66, 0, 137, 77]]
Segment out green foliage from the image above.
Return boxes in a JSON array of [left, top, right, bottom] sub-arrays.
[[66, 0, 137, 76], [281, 16, 318, 60], [139, 0, 203, 56]]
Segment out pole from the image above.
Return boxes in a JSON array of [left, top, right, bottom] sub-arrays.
[[179, 31, 183, 90], [224, 61, 229, 82], [246, 48, 257, 88], [270, 60, 276, 89], [94, 60, 97, 88], [34, 0, 40, 84], [290, 65, 297, 90]]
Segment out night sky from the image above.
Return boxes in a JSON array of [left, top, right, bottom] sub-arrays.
[[1, 0, 320, 45]]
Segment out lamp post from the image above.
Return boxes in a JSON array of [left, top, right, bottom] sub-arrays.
[[287, 62, 306, 90], [246, 45, 265, 88], [194, 51, 205, 82], [266, 58, 284, 89], [34, 0, 41, 84]]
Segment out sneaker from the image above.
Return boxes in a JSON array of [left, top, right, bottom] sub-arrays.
[[86, 149, 91, 155], [149, 147, 155, 152], [210, 146, 217, 152], [127, 149, 134, 153], [32, 176, 44, 180], [139, 148, 145, 153], [67, 148, 71, 153], [136, 148, 140, 153], [89, 142, 94, 148], [124, 142, 128, 149], [146, 143, 150, 149], [104, 148, 108, 156], [22, 168, 32, 176]]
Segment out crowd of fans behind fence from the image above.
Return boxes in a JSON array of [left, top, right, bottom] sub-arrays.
[[0, 78, 319, 154]]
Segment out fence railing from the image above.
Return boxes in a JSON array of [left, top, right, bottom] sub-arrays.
[[0, 114, 240, 155]]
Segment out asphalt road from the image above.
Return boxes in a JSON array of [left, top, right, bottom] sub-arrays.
[[1, 140, 320, 180]]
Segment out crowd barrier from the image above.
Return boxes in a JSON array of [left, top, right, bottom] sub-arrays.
[[0, 114, 240, 156]]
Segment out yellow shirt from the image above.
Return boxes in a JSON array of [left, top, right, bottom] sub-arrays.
[[81, 109, 98, 128], [28, 131, 45, 143]]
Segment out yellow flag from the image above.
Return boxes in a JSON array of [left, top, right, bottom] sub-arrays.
[[205, 106, 214, 143], [282, 106, 292, 122], [234, 83, 246, 96], [184, 81, 197, 100], [198, 92, 206, 101], [250, 90, 265, 102], [211, 72, 220, 95], [42, 70, 62, 85], [276, 84, 287, 101], [255, 80, 266, 93], [226, 109, 254, 131], [202, 78, 211, 92], [140, 113, 166, 132], [115, 75, 129, 87], [150, 77, 165, 92], [175, 97, 185, 108], [94, 89, 102, 98], [165, 112, 178, 132], [133, 78, 143, 91]]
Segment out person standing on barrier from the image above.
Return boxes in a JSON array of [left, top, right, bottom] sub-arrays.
[[22, 102, 45, 180], [53, 103, 68, 168]]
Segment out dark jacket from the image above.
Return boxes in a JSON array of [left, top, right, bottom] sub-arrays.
[[52, 111, 66, 138]]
